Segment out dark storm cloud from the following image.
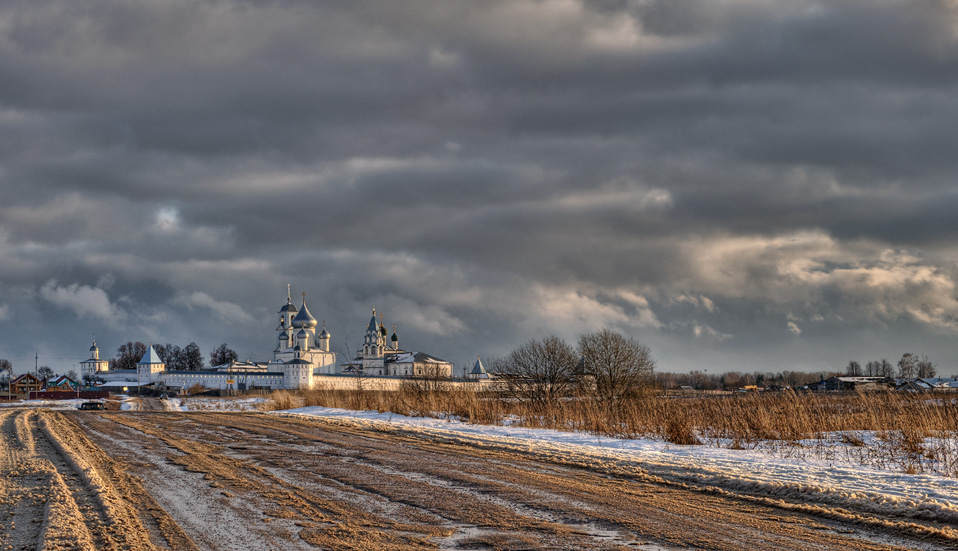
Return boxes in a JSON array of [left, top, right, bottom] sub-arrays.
[[3, 0, 958, 374]]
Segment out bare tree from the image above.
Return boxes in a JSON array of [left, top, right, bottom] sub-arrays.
[[210, 343, 238, 367], [0, 359, 10, 390], [110, 342, 147, 371], [916, 354, 936, 378], [37, 365, 54, 379], [845, 360, 862, 376], [579, 329, 655, 406], [495, 336, 578, 408], [897, 353, 917, 379], [184, 342, 205, 370], [155, 343, 183, 370], [878, 358, 895, 378]]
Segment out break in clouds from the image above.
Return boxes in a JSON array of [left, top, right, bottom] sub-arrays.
[[2, 0, 958, 374]]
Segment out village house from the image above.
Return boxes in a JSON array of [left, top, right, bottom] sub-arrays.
[[10, 373, 44, 397], [45, 375, 79, 392]]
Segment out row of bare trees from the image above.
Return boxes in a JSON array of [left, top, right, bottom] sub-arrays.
[[491, 329, 655, 408], [846, 353, 936, 379]]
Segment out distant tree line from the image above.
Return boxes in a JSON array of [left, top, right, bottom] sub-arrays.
[[654, 370, 831, 391], [107, 341, 240, 372], [155, 342, 205, 371], [846, 353, 936, 379]]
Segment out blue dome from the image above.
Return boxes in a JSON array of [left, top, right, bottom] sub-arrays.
[[292, 301, 317, 328]]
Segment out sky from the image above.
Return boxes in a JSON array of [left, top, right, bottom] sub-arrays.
[[2, 0, 958, 376]]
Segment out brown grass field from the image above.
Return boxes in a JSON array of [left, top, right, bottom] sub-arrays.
[[261, 385, 958, 476]]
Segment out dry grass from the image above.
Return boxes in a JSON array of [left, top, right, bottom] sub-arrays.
[[263, 387, 958, 476]]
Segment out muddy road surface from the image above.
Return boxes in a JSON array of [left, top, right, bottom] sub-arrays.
[[1, 409, 954, 550]]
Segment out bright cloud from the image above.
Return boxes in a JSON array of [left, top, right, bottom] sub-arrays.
[[39, 280, 122, 322], [173, 291, 254, 324]]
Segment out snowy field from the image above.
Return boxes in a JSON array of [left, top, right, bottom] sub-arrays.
[[274, 405, 958, 526]]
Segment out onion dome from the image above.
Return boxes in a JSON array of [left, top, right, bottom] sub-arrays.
[[390, 331, 398, 343], [297, 329, 308, 339], [90, 342, 98, 352], [292, 299, 318, 328], [319, 321, 330, 339], [279, 330, 289, 340]]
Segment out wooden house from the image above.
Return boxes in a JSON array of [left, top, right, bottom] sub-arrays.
[[10, 373, 43, 396]]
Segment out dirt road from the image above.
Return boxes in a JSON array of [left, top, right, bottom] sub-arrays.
[[2, 408, 954, 550], [0, 408, 195, 551]]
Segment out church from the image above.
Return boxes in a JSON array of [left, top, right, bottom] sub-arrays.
[[343, 308, 454, 378], [79, 287, 453, 392]]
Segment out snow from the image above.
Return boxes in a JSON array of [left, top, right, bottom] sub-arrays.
[[1, 398, 99, 410], [273, 406, 958, 524], [165, 397, 266, 412]]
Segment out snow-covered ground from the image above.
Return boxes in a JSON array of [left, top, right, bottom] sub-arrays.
[[2, 398, 112, 410], [2, 395, 268, 412], [164, 397, 266, 411], [274, 406, 958, 525]]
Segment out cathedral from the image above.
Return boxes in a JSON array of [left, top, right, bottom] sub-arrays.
[[79, 287, 453, 392], [268, 288, 337, 375]]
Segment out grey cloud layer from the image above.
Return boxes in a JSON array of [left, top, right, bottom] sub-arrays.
[[2, 0, 958, 373]]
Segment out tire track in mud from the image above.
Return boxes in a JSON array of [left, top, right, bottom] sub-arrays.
[[0, 409, 199, 551], [0, 410, 52, 550], [75, 411, 952, 551]]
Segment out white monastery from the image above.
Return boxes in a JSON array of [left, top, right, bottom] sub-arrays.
[[79, 287, 453, 392]]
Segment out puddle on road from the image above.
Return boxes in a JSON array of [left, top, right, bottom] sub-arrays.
[[435, 522, 679, 550]]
